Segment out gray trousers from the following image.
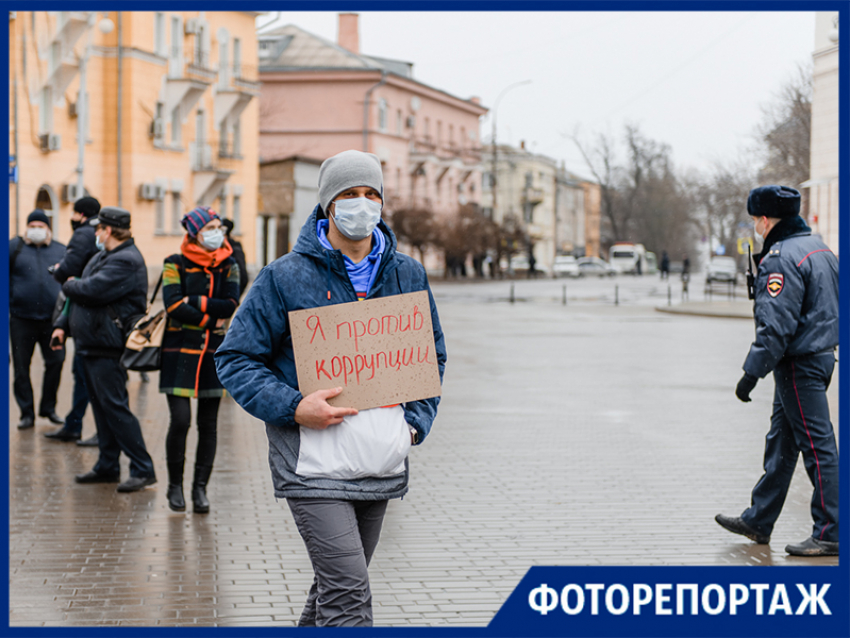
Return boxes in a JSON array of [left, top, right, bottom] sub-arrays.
[[287, 498, 388, 627]]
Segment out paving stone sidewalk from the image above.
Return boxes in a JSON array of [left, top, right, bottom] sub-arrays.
[[8, 286, 839, 627]]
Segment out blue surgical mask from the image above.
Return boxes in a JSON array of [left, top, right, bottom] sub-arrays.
[[331, 197, 382, 241], [95, 235, 106, 251]]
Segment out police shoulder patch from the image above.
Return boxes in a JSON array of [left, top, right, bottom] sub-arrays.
[[767, 273, 784, 297]]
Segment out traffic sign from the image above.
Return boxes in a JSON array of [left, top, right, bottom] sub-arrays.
[[737, 237, 753, 255]]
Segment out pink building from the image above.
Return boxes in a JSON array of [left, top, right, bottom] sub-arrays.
[[258, 14, 488, 254]]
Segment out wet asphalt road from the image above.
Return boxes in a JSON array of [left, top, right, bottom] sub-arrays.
[[8, 276, 840, 626]]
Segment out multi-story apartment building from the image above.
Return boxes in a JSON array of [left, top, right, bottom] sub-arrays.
[[256, 13, 487, 260], [555, 167, 588, 257], [8, 11, 260, 272], [483, 142, 604, 275], [803, 11, 839, 254]]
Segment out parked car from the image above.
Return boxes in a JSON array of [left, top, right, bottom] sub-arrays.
[[509, 254, 530, 273], [552, 255, 581, 278], [577, 256, 617, 277], [705, 256, 738, 284]]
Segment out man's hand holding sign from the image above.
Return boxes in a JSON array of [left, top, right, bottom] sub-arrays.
[[290, 290, 442, 417]]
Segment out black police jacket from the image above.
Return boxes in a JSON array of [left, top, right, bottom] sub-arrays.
[[53, 222, 97, 282], [743, 217, 839, 379], [9, 237, 66, 320], [62, 238, 148, 357]]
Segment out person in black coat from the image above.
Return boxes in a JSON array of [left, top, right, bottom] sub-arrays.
[[221, 218, 249, 299], [52, 207, 157, 493], [45, 196, 100, 443], [9, 210, 67, 429], [160, 207, 240, 513]]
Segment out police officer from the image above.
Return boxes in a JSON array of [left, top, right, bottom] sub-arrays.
[[716, 185, 839, 557]]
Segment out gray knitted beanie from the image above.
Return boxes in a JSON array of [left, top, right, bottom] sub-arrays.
[[318, 150, 383, 214]]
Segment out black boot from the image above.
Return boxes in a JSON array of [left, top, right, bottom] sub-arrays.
[[192, 465, 213, 514], [167, 461, 185, 512]]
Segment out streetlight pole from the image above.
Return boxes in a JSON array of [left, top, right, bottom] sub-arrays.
[[490, 80, 531, 224]]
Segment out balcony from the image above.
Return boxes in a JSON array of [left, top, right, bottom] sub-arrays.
[[45, 12, 91, 97], [214, 64, 259, 130], [190, 141, 234, 206], [524, 187, 544, 204]]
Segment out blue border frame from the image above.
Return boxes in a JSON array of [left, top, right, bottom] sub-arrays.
[[2, 2, 847, 636]]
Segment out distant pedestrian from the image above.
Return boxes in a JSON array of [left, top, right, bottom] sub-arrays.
[[161, 207, 241, 513], [215, 150, 446, 626], [45, 196, 100, 443], [9, 209, 67, 430], [660, 250, 670, 280], [53, 207, 157, 493], [527, 251, 537, 279], [221, 217, 249, 300], [716, 185, 839, 556]]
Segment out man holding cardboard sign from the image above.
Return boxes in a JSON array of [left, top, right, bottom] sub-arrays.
[[215, 150, 446, 627]]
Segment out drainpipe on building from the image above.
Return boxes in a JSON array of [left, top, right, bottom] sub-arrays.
[[117, 13, 123, 206], [362, 72, 387, 152]]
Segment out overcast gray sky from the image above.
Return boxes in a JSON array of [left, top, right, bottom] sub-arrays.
[[257, 10, 816, 180]]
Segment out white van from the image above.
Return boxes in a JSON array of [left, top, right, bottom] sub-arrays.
[[609, 243, 648, 275]]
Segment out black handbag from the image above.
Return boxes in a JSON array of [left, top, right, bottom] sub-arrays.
[[120, 274, 165, 372]]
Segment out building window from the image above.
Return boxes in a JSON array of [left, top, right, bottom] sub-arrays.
[[436, 121, 442, 146], [169, 16, 183, 77], [232, 37, 241, 79], [232, 118, 241, 156], [170, 107, 181, 145], [219, 122, 229, 156], [232, 193, 242, 234], [155, 194, 166, 233], [218, 29, 230, 88], [396, 109, 402, 136], [39, 86, 53, 133], [171, 192, 182, 233], [218, 189, 228, 219], [378, 98, 387, 132], [154, 12, 166, 56]]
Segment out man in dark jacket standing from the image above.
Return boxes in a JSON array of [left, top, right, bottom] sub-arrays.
[[52, 207, 157, 493], [221, 217, 249, 299], [45, 196, 100, 442], [716, 185, 839, 556], [216, 150, 446, 627], [9, 209, 67, 429]]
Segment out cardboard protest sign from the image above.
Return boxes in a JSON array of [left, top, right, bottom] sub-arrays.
[[288, 290, 441, 410]]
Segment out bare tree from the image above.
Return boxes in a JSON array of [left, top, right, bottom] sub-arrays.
[[755, 62, 812, 215], [388, 206, 438, 264], [568, 129, 621, 246]]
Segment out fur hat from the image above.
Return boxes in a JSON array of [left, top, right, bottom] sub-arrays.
[[747, 185, 801, 218], [318, 150, 383, 214]]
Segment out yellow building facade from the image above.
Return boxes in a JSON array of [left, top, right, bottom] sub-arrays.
[[9, 11, 260, 272]]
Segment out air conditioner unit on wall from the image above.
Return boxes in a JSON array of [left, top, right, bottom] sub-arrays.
[[39, 133, 61, 152], [138, 183, 158, 201], [406, 116, 416, 128], [185, 18, 200, 35], [61, 183, 82, 203]]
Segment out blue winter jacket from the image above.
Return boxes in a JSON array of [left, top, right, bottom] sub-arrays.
[[743, 220, 839, 379], [215, 207, 446, 500]]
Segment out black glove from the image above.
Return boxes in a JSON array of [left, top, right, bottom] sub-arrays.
[[736, 373, 758, 403]]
